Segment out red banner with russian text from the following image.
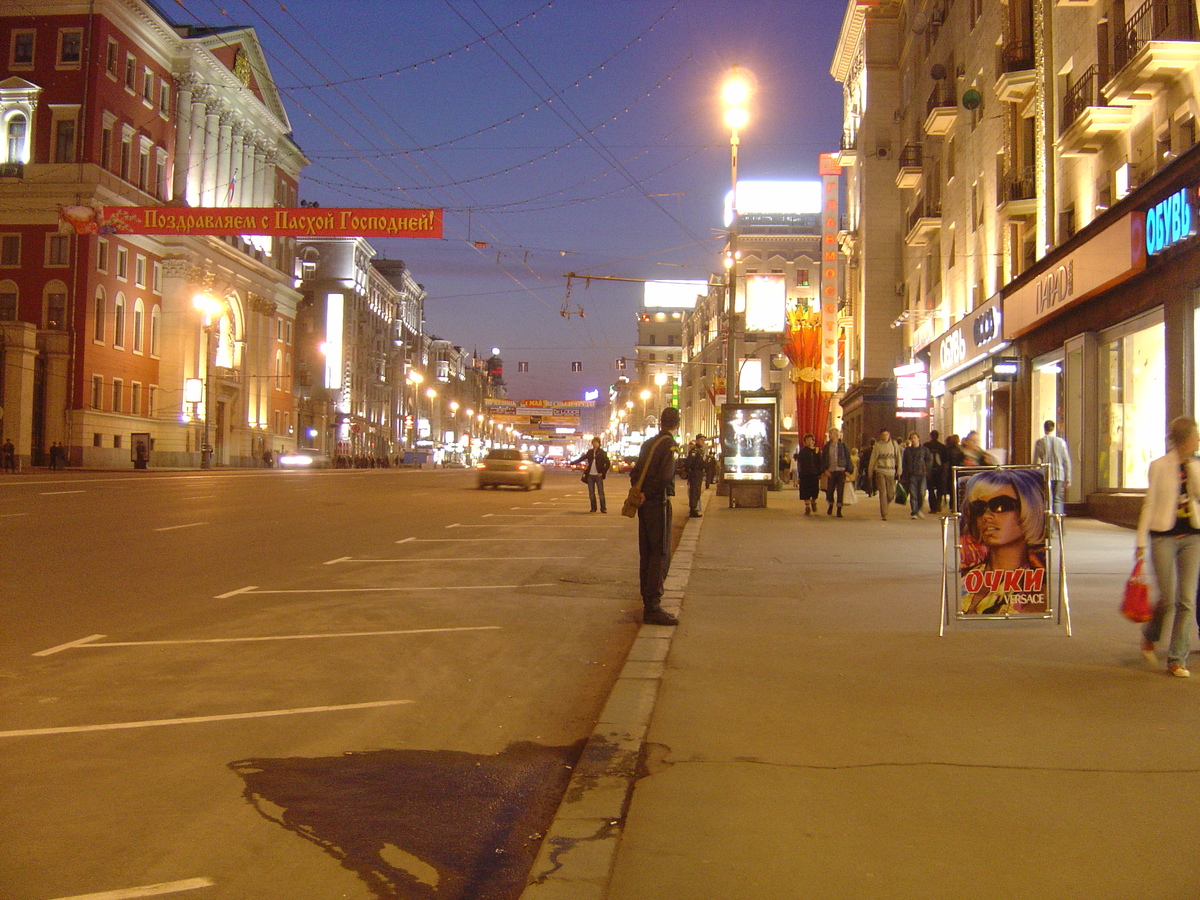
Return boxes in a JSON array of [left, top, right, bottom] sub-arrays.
[[63, 206, 443, 238]]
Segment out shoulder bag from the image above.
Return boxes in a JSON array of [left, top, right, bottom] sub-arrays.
[[622, 436, 669, 518]]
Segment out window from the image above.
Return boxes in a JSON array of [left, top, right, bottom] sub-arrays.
[[134, 255, 146, 287], [114, 434, 122, 450], [112, 379, 123, 413], [57, 29, 82, 67], [154, 156, 165, 199], [4, 113, 28, 164], [138, 147, 149, 191], [131, 382, 142, 416], [150, 305, 161, 355], [151, 261, 161, 294], [53, 118, 76, 163], [106, 38, 118, 76], [142, 68, 154, 105], [120, 133, 131, 181], [124, 55, 136, 90], [113, 294, 126, 348], [0, 289, 15, 321], [46, 290, 67, 330], [101, 124, 112, 171], [158, 81, 170, 118], [97, 238, 108, 272], [47, 234, 70, 267], [132, 299, 144, 352], [116, 247, 128, 280], [11, 30, 34, 69], [1099, 313, 1165, 489], [148, 385, 158, 418], [94, 289, 106, 342], [1, 234, 19, 267], [91, 376, 103, 409]]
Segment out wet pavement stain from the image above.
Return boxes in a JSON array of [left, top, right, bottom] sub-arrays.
[[230, 740, 583, 900]]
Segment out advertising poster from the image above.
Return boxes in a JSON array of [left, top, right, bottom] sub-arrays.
[[954, 466, 1050, 616], [721, 405, 774, 482]]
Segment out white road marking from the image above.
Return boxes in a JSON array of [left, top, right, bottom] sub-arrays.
[[213, 585, 258, 600], [153, 522, 207, 532], [0, 699, 412, 739], [396, 537, 415, 544], [34, 634, 107, 657], [448, 523, 615, 529], [54, 625, 501, 650], [40, 490, 86, 496], [446, 523, 461, 528], [397, 537, 608, 543], [0, 511, 28, 517], [484, 513, 590, 518], [326, 556, 581, 564], [46, 877, 215, 899], [222, 583, 553, 596]]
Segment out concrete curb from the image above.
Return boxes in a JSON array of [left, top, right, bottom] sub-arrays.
[[519, 491, 711, 900]]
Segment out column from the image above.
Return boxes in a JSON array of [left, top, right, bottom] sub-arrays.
[[215, 111, 233, 208], [187, 92, 206, 206], [200, 105, 220, 207], [229, 125, 245, 207], [173, 76, 195, 202], [242, 133, 257, 207]]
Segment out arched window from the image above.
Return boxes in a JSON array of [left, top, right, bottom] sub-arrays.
[[93, 287, 106, 342], [113, 292, 126, 348], [150, 304, 161, 356], [5, 113, 28, 165], [132, 299, 145, 352]]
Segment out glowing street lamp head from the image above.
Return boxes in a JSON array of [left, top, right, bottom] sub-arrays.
[[193, 291, 223, 321], [639, 389, 652, 401], [721, 65, 753, 132]]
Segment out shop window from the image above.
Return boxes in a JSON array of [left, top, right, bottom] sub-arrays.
[[1099, 317, 1165, 489]]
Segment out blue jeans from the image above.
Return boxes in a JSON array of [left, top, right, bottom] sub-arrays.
[[1144, 532, 1200, 667], [907, 475, 927, 515], [585, 474, 606, 512]]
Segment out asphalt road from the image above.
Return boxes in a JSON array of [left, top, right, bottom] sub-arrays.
[[0, 466, 649, 900]]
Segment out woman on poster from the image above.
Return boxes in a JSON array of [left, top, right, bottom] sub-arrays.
[[958, 468, 1048, 615]]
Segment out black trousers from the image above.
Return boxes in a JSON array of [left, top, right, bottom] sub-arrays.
[[824, 470, 847, 509], [638, 496, 672, 606], [687, 475, 703, 514]]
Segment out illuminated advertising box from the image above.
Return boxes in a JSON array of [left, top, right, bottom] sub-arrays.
[[720, 404, 775, 482]]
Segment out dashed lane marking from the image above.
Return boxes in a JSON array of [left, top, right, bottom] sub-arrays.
[[34, 634, 107, 656], [214, 583, 553, 598], [396, 537, 608, 543], [0, 699, 413, 739], [46, 876, 215, 899], [153, 522, 207, 532]]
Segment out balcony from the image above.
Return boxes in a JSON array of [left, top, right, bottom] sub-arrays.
[[996, 39, 1037, 102], [924, 82, 957, 135], [895, 143, 923, 189], [838, 130, 859, 167], [1057, 64, 1133, 156], [1105, 0, 1200, 103], [997, 166, 1037, 218], [904, 197, 943, 246]]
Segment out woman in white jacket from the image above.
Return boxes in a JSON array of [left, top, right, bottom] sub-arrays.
[[1137, 416, 1200, 676]]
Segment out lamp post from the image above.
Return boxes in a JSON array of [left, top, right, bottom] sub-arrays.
[[193, 292, 224, 469], [721, 65, 751, 408]]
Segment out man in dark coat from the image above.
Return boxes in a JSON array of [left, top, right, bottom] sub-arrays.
[[630, 407, 681, 625], [684, 434, 707, 518]]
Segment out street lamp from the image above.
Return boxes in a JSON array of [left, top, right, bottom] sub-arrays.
[[640, 388, 652, 430], [193, 291, 224, 469], [721, 64, 752, 407]]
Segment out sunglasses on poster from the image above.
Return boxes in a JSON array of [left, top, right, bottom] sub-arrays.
[[969, 495, 1020, 517]]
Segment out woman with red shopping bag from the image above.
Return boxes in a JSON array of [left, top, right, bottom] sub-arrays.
[[1136, 416, 1200, 677]]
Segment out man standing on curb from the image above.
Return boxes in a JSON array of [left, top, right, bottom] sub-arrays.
[[631, 407, 681, 626], [684, 434, 707, 518]]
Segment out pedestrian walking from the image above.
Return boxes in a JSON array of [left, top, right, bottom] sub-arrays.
[[868, 428, 903, 521], [630, 407, 681, 626], [924, 430, 947, 512], [1137, 415, 1200, 677], [1033, 420, 1072, 515], [684, 434, 707, 518], [1, 437, 14, 473], [902, 432, 933, 518], [571, 436, 611, 513], [795, 433, 822, 515], [857, 439, 875, 495], [819, 427, 852, 517]]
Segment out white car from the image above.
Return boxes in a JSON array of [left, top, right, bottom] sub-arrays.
[[477, 449, 545, 490]]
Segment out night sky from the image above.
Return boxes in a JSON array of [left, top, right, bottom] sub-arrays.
[[168, 0, 846, 399]]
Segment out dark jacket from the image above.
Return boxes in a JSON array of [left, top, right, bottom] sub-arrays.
[[819, 440, 852, 474], [572, 446, 611, 477], [683, 446, 706, 482], [630, 431, 678, 501], [796, 446, 822, 478], [902, 444, 934, 482]]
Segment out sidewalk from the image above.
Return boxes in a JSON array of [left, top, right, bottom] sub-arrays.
[[525, 486, 1200, 900]]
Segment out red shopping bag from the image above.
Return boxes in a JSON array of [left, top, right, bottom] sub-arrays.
[[1121, 558, 1153, 623]]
